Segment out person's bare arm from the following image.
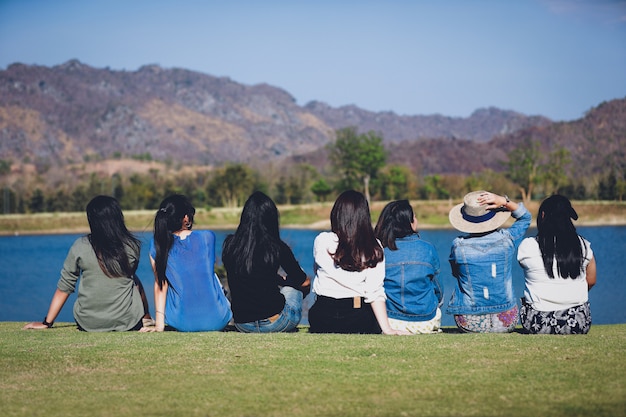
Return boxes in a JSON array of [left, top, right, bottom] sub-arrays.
[[23, 289, 69, 329], [140, 256, 167, 332], [586, 257, 597, 290], [370, 299, 409, 335]]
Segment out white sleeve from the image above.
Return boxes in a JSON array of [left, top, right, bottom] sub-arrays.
[[362, 257, 386, 303]]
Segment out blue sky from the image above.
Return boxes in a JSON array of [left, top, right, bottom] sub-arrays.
[[0, 0, 625, 121]]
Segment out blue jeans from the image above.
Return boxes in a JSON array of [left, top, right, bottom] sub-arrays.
[[234, 286, 303, 333]]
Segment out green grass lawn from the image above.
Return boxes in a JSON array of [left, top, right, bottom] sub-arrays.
[[1, 322, 624, 417]]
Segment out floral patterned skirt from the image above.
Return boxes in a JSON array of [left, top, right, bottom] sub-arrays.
[[519, 298, 591, 335], [454, 305, 519, 333]]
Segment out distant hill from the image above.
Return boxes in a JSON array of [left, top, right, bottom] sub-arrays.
[[304, 101, 551, 143], [0, 60, 624, 186], [293, 98, 626, 180], [1, 60, 551, 167]]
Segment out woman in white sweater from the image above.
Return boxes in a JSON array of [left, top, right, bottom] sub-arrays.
[[308, 190, 405, 335]]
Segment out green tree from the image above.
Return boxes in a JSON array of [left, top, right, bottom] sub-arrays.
[[1, 187, 16, 214], [420, 175, 449, 200], [207, 164, 257, 208], [542, 146, 572, 195], [28, 188, 45, 213], [379, 165, 411, 200], [328, 127, 386, 202], [505, 138, 542, 204], [598, 172, 617, 200], [311, 179, 333, 202], [0, 159, 11, 176], [122, 173, 159, 210], [466, 170, 517, 199]]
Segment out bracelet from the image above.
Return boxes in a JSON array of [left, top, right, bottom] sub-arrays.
[[155, 311, 164, 315], [42, 317, 54, 328]]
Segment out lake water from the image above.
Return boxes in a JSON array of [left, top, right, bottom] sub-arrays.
[[1, 226, 625, 326]]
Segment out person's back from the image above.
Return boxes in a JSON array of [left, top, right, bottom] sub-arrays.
[[374, 200, 443, 334], [517, 195, 596, 334], [66, 236, 145, 331], [222, 191, 309, 333], [448, 229, 520, 310], [309, 190, 406, 335], [147, 194, 232, 333], [446, 191, 531, 333], [225, 239, 303, 324], [384, 235, 442, 322], [23, 195, 152, 332], [150, 230, 231, 332]]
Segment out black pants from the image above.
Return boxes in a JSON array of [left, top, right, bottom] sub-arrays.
[[76, 318, 143, 332], [308, 295, 382, 334]]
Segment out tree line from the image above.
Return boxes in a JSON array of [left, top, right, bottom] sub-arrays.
[[1, 127, 624, 214]]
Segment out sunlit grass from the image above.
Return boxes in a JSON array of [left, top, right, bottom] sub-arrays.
[[1, 322, 624, 417]]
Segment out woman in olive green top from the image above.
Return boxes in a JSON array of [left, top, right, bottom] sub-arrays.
[[23, 196, 152, 332]]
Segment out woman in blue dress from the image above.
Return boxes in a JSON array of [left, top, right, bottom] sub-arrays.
[[144, 194, 232, 332]]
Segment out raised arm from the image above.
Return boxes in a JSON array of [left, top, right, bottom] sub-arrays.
[[477, 192, 517, 212]]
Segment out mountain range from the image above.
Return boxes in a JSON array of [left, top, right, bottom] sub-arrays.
[[0, 60, 624, 181]]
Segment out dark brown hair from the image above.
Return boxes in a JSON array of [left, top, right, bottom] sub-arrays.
[[330, 190, 383, 272]]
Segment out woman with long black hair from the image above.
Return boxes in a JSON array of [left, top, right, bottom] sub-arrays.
[[146, 194, 232, 332], [23, 195, 152, 331], [222, 191, 309, 333], [517, 195, 596, 334]]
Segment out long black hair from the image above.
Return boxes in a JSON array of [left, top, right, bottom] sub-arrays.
[[536, 195, 585, 279], [330, 190, 383, 272], [86, 195, 141, 278], [374, 200, 416, 250], [222, 191, 282, 276], [153, 194, 195, 289]]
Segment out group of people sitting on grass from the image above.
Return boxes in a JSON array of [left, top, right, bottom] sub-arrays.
[[24, 188, 596, 335]]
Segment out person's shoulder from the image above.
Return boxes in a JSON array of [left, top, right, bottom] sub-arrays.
[[518, 236, 537, 249], [421, 238, 439, 253], [314, 231, 337, 246], [193, 229, 216, 244], [194, 229, 215, 237], [579, 235, 592, 249], [72, 236, 91, 249], [401, 233, 435, 248], [316, 231, 336, 240]]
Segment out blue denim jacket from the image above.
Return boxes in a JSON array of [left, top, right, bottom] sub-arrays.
[[446, 204, 531, 315], [383, 234, 443, 321]]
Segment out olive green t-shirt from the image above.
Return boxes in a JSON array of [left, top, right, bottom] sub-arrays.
[[57, 236, 144, 331]]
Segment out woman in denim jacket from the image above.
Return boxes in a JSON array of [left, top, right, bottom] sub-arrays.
[[375, 200, 443, 334], [447, 191, 531, 333]]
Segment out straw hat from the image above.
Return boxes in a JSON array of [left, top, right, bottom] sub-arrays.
[[449, 190, 511, 233]]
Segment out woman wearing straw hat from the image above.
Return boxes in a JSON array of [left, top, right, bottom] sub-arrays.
[[447, 191, 531, 333]]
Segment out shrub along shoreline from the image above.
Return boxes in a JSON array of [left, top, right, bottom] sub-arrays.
[[2, 199, 626, 235]]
